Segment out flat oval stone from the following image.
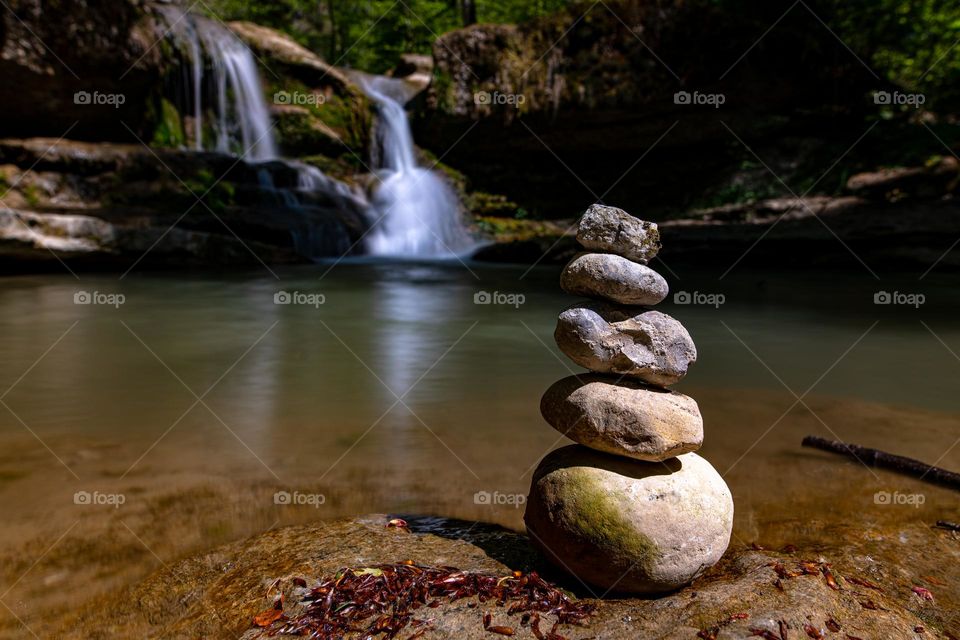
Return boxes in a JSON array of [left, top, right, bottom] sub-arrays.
[[524, 446, 733, 594], [560, 252, 668, 306], [554, 302, 697, 386], [540, 374, 702, 461], [576, 204, 660, 264]]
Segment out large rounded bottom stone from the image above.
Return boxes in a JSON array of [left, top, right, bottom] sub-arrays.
[[524, 446, 733, 594]]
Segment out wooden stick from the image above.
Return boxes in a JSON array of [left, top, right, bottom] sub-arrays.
[[801, 435, 960, 491]]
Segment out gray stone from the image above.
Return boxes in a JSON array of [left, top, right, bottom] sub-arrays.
[[554, 302, 697, 386], [540, 374, 702, 461], [560, 252, 668, 305], [524, 446, 733, 594], [576, 204, 660, 264]]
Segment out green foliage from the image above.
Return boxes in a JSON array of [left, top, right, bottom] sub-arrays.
[[204, 0, 576, 73], [822, 0, 960, 108]]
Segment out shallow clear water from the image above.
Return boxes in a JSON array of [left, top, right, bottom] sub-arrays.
[[0, 262, 957, 621]]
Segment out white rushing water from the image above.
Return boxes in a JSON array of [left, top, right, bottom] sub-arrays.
[[159, 7, 278, 161], [158, 9, 473, 259], [359, 76, 475, 258]]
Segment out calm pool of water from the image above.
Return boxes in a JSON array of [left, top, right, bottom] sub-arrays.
[[0, 261, 957, 622]]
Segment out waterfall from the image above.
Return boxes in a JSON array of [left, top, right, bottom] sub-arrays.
[[156, 8, 473, 260], [158, 6, 277, 161], [359, 76, 476, 258]]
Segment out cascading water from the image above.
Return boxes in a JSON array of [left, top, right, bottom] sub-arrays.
[[157, 8, 470, 260], [359, 76, 476, 258], [158, 6, 277, 161]]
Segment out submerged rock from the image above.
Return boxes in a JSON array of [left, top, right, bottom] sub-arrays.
[[555, 302, 697, 386], [575, 205, 661, 264], [540, 374, 702, 461], [560, 252, 668, 306], [525, 446, 733, 593]]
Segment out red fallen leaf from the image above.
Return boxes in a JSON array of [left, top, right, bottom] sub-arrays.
[[751, 542, 765, 550], [912, 586, 935, 601], [386, 518, 409, 529], [697, 629, 719, 640], [826, 618, 841, 632], [859, 599, 886, 610], [749, 628, 780, 639], [292, 577, 307, 587], [252, 608, 283, 627], [915, 626, 925, 633], [483, 611, 515, 636], [773, 578, 785, 592], [730, 613, 750, 621], [779, 619, 790, 639], [782, 544, 798, 553], [822, 566, 840, 591], [799, 561, 820, 575], [770, 562, 803, 579], [488, 626, 515, 636], [845, 576, 883, 591], [804, 624, 824, 639], [846, 636, 866, 640]]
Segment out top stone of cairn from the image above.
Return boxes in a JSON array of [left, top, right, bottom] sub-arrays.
[[576, 204, 661, 264]]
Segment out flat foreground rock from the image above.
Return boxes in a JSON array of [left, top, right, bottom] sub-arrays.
[[540, 374, 702, 460], [37, 513, 959, 639]]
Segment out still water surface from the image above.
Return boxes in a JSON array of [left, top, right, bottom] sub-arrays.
[[0, 262, 957, 621]]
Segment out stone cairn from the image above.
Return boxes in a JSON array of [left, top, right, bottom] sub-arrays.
[[524, 204, 734, 594]]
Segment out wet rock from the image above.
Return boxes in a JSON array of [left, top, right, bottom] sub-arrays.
[[540, 374, 702, 461], [576, 205, 660, 264], [560, 252, 668, 305], [41, 514, 955, 639], [524, 446, 733, 593], [555, 302, 696, 386]]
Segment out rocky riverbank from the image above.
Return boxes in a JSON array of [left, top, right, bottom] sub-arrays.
[[31, 514, 960, 639]]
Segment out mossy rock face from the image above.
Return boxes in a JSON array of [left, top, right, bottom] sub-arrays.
[[525, 446, 733, 593]]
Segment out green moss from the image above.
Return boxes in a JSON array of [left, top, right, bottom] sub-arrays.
[[150, 98, 187, 149], [22, 184, 41, 207], [559, 468, 658, 569], [266, 77, 373, 157], [183, 168, 235, 215]]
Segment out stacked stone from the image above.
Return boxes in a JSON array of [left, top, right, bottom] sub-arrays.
[[524, 204, 734, 594]]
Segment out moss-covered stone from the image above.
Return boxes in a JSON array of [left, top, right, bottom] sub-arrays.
[[525, 447, 732, 593]]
